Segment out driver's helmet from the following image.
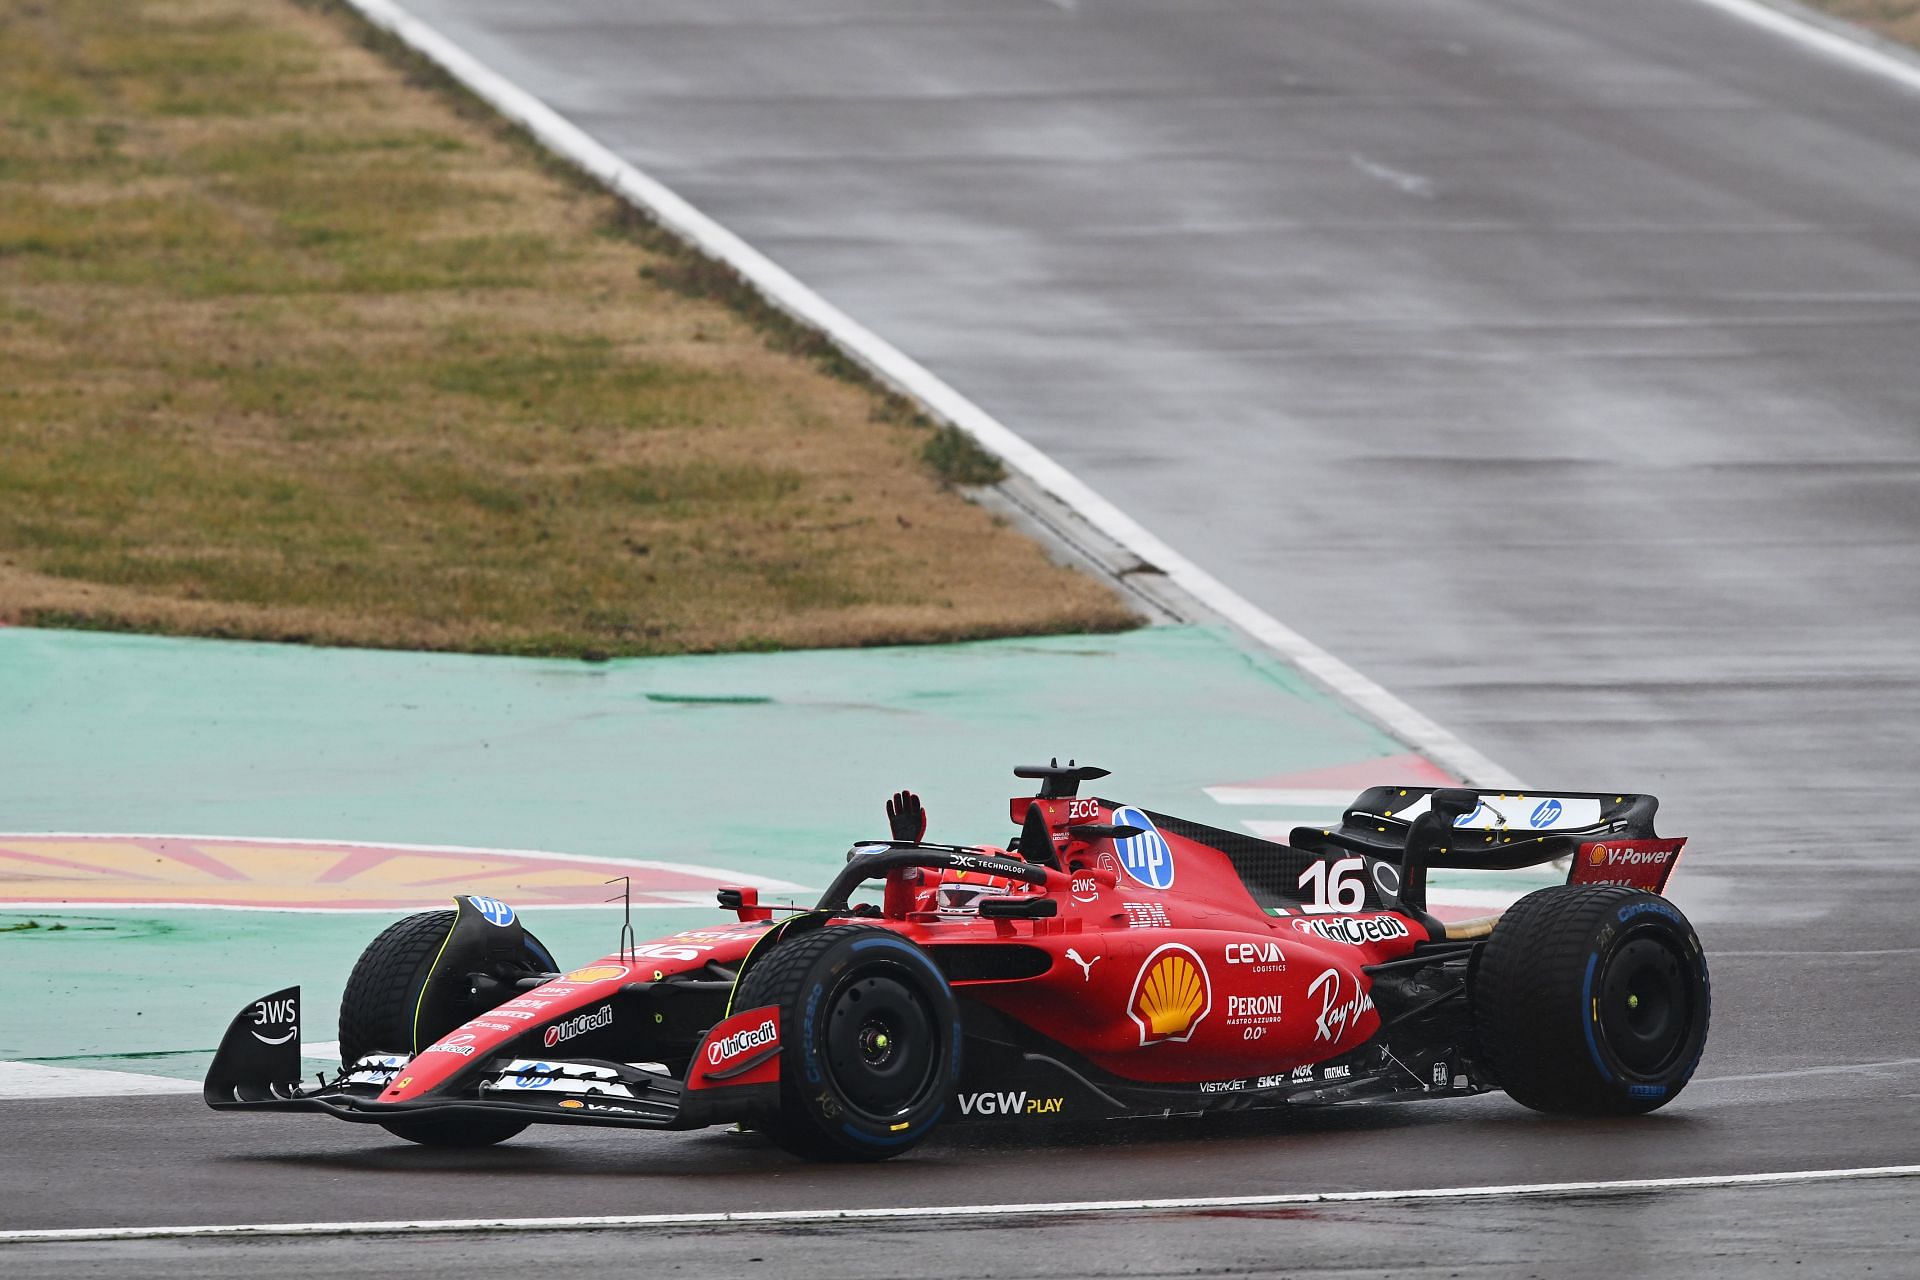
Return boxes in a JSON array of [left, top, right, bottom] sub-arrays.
[[919, 846, 1024, 915], [933, 873, 1016, 915]]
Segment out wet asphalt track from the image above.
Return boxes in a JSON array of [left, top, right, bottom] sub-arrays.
[[11, 0, 1920, 1273]]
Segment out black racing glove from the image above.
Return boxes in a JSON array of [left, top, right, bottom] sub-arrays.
[[886, 789, 927, 842]]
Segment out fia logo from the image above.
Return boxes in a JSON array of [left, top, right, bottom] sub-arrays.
[[467, 895, 516, 927], [1110, 807, 1175, 890]]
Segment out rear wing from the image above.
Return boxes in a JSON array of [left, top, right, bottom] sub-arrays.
[[1290, 786, 1686, 897]]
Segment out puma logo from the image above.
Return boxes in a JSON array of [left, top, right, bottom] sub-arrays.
[[1065, 948, 1099, 981]]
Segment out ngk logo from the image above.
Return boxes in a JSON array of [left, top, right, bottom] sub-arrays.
[[707, 1018, 777, 1066]]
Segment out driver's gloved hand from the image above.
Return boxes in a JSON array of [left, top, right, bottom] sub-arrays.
[[887, 790, 927, 842]]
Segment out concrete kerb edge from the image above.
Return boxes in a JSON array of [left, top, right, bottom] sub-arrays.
[[1685, 0, 1920, 93], [337, 0, 1520, 790]]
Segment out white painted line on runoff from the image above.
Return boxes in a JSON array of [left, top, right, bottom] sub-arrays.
[[338, 0, 1520, 793], [7, 1164, 1917, 1244], [1684, 0, 1920, 94], [1206, 787, 1361, 808], [0, 1062, 198, 1101], [1698, 1056, 1920, 1085]]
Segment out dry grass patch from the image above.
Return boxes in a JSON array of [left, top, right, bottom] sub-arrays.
[[0, 0, 1136, 656], [1805, 0, 1920, 45]]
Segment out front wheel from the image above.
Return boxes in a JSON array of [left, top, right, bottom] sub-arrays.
[[377, 1113, 529, 1147], [732, 925, 960, 1161], [1473, 885, 1710, 1115]]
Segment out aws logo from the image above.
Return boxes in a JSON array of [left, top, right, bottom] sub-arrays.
[[1128, 943, 1211, 1046], [1111, 807, 1175, 890]]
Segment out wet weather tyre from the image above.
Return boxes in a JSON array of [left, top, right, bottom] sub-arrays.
[[732, 925, 960, 1162], [374, 1112, 531, 1147], [337, 909, 552, 1148], [1474, 885, 1710, 1116]]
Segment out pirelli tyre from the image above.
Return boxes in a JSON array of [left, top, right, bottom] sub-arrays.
[[337, 908, 555, 1147], [1474, 885, 1710, 1115], [732, 924, 961, 1162]]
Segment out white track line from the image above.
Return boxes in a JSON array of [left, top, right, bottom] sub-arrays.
[[0, 1063, 198, 1101], [339, 0, 1519, 792], [7, 1165, 1916, 1244], [1699, 1056, 1920, 1085], [1684, 0, 1920, 94]]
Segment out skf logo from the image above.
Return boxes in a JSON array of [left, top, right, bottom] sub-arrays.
[[1128, 944, 1211, 1046]]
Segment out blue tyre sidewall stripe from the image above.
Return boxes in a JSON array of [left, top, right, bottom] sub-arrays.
[[1581, 951, 1614, 1083]]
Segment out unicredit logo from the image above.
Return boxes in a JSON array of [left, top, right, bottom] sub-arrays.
[[707, 1018, 777, 1066], [542, 1004, 613, 1048]]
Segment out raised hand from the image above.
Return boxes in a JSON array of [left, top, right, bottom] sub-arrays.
[[886, 789, 927, 842]]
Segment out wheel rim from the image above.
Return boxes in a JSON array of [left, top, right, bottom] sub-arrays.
[[823, 967, 938, 1119], [1598, 934, 1693, 1076]]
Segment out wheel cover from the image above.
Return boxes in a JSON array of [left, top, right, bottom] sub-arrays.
[[822, 967, 938, 1119], [1598, 933, 1694, 1076]]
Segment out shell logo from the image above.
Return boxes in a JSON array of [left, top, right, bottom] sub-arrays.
[[1128, 943, 1211, 1046], [1588, 845, 1609, 866], [563, 965, 629, 984]]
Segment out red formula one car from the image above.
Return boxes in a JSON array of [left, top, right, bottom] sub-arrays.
[[206, 762, 1710, 1160]]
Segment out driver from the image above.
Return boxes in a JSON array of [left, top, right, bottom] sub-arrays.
[[884, 788, 1028, 916]]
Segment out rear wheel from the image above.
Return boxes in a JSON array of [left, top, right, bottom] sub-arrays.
[[1474, 885, 1710, 1115], [732, 924, 959, 1161], [337, 908, 553, 1147]]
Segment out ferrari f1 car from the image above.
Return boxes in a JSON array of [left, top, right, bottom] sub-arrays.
[[206, 763, 1709, 1160]]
